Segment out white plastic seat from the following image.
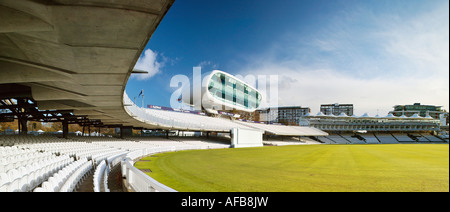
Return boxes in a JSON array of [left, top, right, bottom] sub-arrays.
[[33, 187, 47, 192], [27, 171, 37, 190], [7, 169, 20, 182], [18, 176, 29, 192], [7, 179, 19, 192], [41, 181, 54, 192], [0, 182, 9, 192], [35, 168, 44, 186], [0, 172, 10, 187]]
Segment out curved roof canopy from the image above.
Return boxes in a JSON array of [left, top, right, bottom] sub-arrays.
[[0, 0, 174, 129], [0, 1, 329, 137]]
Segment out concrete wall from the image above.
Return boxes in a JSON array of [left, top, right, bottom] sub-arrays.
[[231, 128, 263, 148]]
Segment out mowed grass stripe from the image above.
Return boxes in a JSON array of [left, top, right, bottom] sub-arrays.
[[134, 144, 449, 192]]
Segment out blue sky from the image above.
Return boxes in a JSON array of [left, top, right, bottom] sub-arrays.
[[126, 0, 449, 115]]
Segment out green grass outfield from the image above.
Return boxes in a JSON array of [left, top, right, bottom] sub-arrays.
[[135, 144, 449, 192]]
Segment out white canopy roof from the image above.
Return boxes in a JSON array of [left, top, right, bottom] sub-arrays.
[[338, 112, 348, 117], [237, 121, 328, 136]]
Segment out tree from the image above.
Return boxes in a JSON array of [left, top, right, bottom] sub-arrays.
[[0, 120, 18, 131]]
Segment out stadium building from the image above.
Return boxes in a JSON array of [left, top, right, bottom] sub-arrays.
[[0, 0, 333, 192], [257, 106, 311, 125], [320, 103, 354, 116], [391, 103, 446, 120], [0, 0, 448, 193], [299, 112, 447, 144], [182, 70, 263, 114]]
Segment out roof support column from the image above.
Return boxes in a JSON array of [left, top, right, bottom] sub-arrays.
[[63, 120, 68, 139], [18, 115, 27, 135], [121, 126, 133, 139]]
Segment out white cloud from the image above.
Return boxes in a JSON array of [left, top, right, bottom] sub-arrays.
[[133, 49, 162, 80], [240, 65, 447, 115], [197, 60, 218, 70], [381, 5, 449, 78], [236, 1, 449, 115]]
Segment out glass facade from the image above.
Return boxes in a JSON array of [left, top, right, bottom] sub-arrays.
[[207, 72, 262, 111], [392, 103, 444, 119], [301, 115, 441, 132], [258, 106, 310, 125], [320, 103, 354, 116]]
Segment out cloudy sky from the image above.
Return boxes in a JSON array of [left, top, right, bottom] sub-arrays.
[[126, 0, 449, 116]]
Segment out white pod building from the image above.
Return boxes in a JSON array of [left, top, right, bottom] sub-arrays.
[[182, 70, 262, 114]]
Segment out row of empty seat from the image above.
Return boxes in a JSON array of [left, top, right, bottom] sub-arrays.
[[126, 100, 249, 132], [263, 136, 322, 146], [314, 133, 446, 144], [34, 158, 92, 192], [0, 134, 232, 192], [1, 149, 73, 192]]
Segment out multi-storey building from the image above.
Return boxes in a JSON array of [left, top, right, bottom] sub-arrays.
[[300, 112, 441, 133], [257, 106, 310, 125], [391, 103, 445, 119], [320, 103, 354, 116]]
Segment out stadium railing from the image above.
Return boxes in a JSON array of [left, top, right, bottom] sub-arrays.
[[121, 149, 177, 192], [120, 144, 223, 192]]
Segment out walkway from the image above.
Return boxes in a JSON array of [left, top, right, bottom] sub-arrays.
[[75, 163, 125, 192]]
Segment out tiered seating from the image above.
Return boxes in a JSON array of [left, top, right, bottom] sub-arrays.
[[1, 146, 54, 172], [236, 121, 328, 137], [1, 134, 233, 192], [20, 142, 119, 161], [124, 94, 328, 137], [59, 160, 92, 192], [126, 136, 230, 150], [0, 135, 127, 192], [263, 136, 304, 146], [264, 140, 306, 146], [93, 160, 109, 192], [316, 136, 336, 144], [170, 137, 230, 149], [299, 137, 322, 144], [327, 135, 350, 144], [392, 133, 415, 142], [290, 126, 329, 136], [131, 106, 247, 132], [360, 134, 380, 144], [341, 134, 366, 144], [375, 134, 399, 144], [0, 146, 73, 192], [0, 135, 62, 146], [409, 133, 429, 142], [420, 134, 444, 142], [34, 158, 92, 192], [70, 136, 125, 143]]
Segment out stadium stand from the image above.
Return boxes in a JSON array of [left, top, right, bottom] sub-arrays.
[[360, 134, 380, 144], [392, 133, 416, 143], [420, 134, 445, 142], [263, 136, 307, 146], [299, 137, 322, 144], [0, 134, 230, 192], [168, 137, 231, 149], [341, 134, 366, 144], [1, 131, 447, 192], [124, 94, 248, 132], [124, 93, 329, 137], [235, 121, 329, 137], [327, 135, 350, 144], [409, 133, 430, 142], [374, 134, 399, 144], [316, 136, 336, 144]]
